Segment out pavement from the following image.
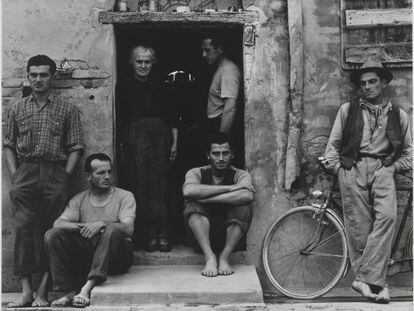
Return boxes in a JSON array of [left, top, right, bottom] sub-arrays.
[[2, 289, 412, 311]]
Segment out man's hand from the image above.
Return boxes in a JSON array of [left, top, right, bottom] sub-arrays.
[[79, 221, 106, 239], [170, 143, 177, 162]]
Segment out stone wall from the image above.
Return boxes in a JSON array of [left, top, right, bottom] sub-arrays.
[[2, 0, 412, 293]]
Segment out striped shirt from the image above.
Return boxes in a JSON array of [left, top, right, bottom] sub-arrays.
[[3, 92, 84, 161]]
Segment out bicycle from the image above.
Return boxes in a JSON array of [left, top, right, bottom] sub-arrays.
[[262, 157, 413, 299]]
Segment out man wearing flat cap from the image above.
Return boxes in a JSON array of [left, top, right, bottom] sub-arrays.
[[323, 58, 412, 303]]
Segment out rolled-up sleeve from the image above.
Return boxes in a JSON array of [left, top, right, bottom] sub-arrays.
[[3, 104, 18, 150], [324, 103, 349, 175], [65, 105, 84, 154]]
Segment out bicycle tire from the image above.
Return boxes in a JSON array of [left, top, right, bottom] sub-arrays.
[[262, 206, 348, 299]]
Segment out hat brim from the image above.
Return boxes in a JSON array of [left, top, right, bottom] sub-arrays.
[[350, 67, 393, 86]]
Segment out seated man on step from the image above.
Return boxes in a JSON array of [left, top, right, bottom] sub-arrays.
[[45, 153, 136, 307], [183, 132, 254, 277]]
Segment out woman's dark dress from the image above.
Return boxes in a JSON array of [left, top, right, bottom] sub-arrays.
[[117, 74, 177, 221]]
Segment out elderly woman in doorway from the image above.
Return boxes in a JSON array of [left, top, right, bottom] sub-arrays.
[[117, 45, 178, 252]]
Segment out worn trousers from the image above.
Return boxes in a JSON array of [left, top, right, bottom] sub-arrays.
[[338, 157, 396, 287], [9, 161, 69, 276], [44, 226, 133, 291]]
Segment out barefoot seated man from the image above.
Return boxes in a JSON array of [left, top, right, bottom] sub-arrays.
[[183, 132, 254, 277], [45, 153, 136, 307], [323, 59, 412, 304]]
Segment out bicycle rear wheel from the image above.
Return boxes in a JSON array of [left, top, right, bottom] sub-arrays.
[[263, 206, 348, 299]]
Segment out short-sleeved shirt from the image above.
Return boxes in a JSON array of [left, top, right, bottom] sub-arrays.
[[3, 92, 84, 161], [58, 187, 136, 235], [207, 59, 241, 119], [184, 165, 255, 193]]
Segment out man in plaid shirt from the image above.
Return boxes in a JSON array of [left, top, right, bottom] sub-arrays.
[[3, 55, 84, 308]]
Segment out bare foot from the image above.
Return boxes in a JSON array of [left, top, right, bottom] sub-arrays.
[[218, 257, 234, 275], [352, 280, 377, 301], [32, 295, 50, 307], [376, 287, 390, 304], [51, 291, 76, 307], [201, 256, 218, 277], [6, 292, 33, 308]]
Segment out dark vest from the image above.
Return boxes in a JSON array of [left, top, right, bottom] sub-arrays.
[[340, 99, 402, 169], [200, 167, 236, 185]]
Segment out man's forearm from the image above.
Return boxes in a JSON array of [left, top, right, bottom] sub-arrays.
[[198, 189, 254, 205], [54, 219, 82, 230], [183, 183, 233, 200], [4, 147, 18, 178], [65, 150, 82, 175], [219, 98, 237, 134]]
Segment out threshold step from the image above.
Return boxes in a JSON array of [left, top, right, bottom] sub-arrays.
[[91, 265, 264, 306]]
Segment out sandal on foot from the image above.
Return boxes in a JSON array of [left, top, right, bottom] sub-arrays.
[[72, 294, 90, 307]]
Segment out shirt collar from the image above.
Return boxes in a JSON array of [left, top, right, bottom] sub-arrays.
[[28, 91, 56, 107]]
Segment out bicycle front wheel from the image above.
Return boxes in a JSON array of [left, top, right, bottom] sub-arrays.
[[263, 206, 348, 299]]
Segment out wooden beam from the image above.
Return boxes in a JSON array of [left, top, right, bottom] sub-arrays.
[[345, 42, 412, 64], [285, 0, 304, 190], [98, 11, 258, 25], [346, 8, 412, 28]]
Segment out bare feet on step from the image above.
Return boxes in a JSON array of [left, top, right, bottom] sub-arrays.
[[202, 256, 218, 277], [31, 295, 50, 307], [218, 257, 234, 275], [6, 292, 33, 308]]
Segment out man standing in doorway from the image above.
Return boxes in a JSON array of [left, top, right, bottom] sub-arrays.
[[183, 132, 254, 277], [323, 59, 412, 303], [45, 154, 135, 307], [202, 35, 241, 136], [3, 55, 84, 308]]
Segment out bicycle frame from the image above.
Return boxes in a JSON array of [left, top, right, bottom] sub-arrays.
[[300, 180, 350, 277]]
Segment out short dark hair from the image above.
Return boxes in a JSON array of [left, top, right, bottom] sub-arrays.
[[85, 153, 112, 173], [206, 132, 233, 152], [203, 35, 225, 51], [27, 55, 57, 75]]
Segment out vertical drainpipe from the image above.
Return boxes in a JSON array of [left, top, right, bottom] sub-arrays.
[[285, 0, 304, 190]]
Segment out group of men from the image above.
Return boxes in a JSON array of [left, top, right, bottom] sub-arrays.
[[4, 35, 252, 308], [3, 41, 411, 308]]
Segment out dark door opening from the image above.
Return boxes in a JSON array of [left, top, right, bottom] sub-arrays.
[[115, 24, 245, 246]]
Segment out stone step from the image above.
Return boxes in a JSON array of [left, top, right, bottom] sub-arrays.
[[91, 265, 264, 306], [133, 245, 248, 266]]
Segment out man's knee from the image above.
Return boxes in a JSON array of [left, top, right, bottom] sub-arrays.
[[101, 225, 124, 240], [44, 227, 67, 245], [377, 209, 397, 225], [188, 213, 209, 228]]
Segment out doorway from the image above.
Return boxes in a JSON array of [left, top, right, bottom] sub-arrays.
[[115, 24, 245, 246]]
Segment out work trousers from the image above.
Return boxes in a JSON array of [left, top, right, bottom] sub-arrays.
[[338, 157, 397, 287], [45, 226, 133, 292], [9, 161, 69, 276]]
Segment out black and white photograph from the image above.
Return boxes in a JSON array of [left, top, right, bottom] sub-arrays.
[[1, 0, 412, 310]]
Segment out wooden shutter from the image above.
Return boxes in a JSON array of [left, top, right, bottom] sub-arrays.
[[341, 0, 412, 69]]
